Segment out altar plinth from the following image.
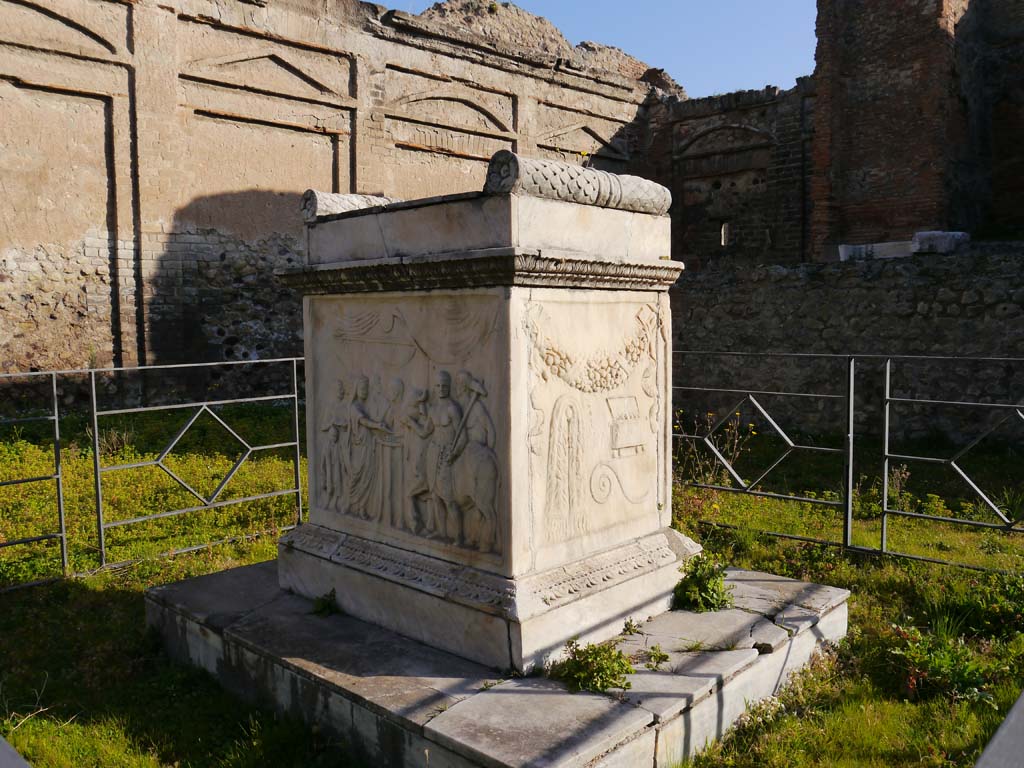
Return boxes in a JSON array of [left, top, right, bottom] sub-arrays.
[[279, 152, 700, 672]]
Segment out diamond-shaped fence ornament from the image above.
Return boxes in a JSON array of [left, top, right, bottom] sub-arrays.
[[157, 406, 251, 505], [945, 407, 1024, 526], [704, 395, 795, 491]]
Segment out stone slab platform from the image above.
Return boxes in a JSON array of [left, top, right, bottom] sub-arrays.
[[145, 561, 849, 768]]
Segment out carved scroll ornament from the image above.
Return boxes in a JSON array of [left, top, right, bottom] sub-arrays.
[[302, 190, 402, 223], [483, 150, 671, 216]]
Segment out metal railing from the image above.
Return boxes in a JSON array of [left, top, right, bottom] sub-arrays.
[[673, 351, 1024, 569], [3, 351, 1022, 590], [0, 371, 68, 589], [0, 358, 304, 591]]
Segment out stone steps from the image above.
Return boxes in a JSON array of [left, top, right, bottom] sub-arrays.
[[146, 561, 848, 767]]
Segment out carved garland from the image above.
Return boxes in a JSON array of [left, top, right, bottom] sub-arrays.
[[528, 304, 659, 393]]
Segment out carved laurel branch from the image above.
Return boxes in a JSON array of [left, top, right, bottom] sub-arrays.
[[483, 150, 672, 216], [280, 253, 683, 294], [526, 303, 659, 393], [301, 190, 402, 223]]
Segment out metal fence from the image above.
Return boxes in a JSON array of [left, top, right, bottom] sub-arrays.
[[0, 358, 304, 591], [2, 352, 1022, 592], [672, 351, 1024, 570]]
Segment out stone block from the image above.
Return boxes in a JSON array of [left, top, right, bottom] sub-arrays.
[[280, 162, 696, 672], [725, 568, 850, 617], [622, 649, 758, 722], [617, 608, 791, 654], [424, 678, 652, 768], [912, 231, 970, 254], [147, 561, 849, 768]]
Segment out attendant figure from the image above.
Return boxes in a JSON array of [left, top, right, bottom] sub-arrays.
[[422, 371, 464, 544], [347, 375, 385, 520], [318, 379, 349, 511]]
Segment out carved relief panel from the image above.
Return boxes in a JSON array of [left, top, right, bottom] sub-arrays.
[[308, 290, 510, 574], [516, 289, 670, 572]]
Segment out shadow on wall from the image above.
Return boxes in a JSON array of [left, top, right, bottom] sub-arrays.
[[148, 190, 306, 365], [955, 0, 1024, 238]]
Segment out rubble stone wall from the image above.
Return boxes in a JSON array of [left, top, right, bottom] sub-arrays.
[[671, 243, 1024, 439]]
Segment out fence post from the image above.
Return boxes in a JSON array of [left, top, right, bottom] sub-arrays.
[[51, 373, 68, 574], [90, 370, 106, 567], [881, 358, 891, 554], [292, 358, 304, 525], [843, 356, 855, 549]]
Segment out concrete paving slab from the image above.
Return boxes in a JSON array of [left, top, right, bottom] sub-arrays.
[[623, 649, 758, 722], [146, 559, 280, 631], [424, 678, 652, 768], [147, 560, 851, 767], [621, 608, 790, 653], [725, 569, 850, 617], [225, 592, 498, 728]]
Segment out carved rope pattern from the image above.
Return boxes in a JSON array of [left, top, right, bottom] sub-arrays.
[[483, 150, 672, 215]]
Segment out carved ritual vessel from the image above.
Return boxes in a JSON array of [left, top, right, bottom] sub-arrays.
[[279, 151, 700, 672]]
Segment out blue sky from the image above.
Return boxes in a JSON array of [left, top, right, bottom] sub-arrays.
[[401, 1, 818, 98]]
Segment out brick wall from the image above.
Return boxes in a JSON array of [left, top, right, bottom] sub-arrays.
[[641, 81, 815, 269], [810, 0, 971, 258]]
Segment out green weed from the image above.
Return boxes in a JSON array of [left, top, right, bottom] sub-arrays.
[[672, 553, 734, 612], [548, 638, 634, 693]]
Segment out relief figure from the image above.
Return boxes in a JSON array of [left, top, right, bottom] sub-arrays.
[[347, 375, 387, 520], [402, 387, 433, 535], [422, 370, 465, 544], [319, 378, 350, 511], [453, 371, 500, 554], [373, 377, 406, 530]]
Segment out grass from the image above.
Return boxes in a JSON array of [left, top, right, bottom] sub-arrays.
[[0, 405, 354, 766], [0, 403, 305, 587], [0, 539, 360, 767], [1, 406, 1023, 766], [672, 499, 1024, 767]]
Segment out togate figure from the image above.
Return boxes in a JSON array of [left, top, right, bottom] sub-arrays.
[[453, 370, 500, 554], [421, 370, 464, 543], [347, 374, 387, 520], [319, 378, 350, 511]]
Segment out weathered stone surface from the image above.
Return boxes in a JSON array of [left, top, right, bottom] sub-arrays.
[[146, 559, 280, 631], [618, 608, 790, 654], [912, 231, 971, 254], [301, 191, 401, 223], [304, 194, 673, 265], [725, 569, 850, 616], [224, 592, 496, 728], [146, 560, 850, 768], [424, 678, 652, 768], [483, 152, 672, 216], [622, 649, 758, 722]]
